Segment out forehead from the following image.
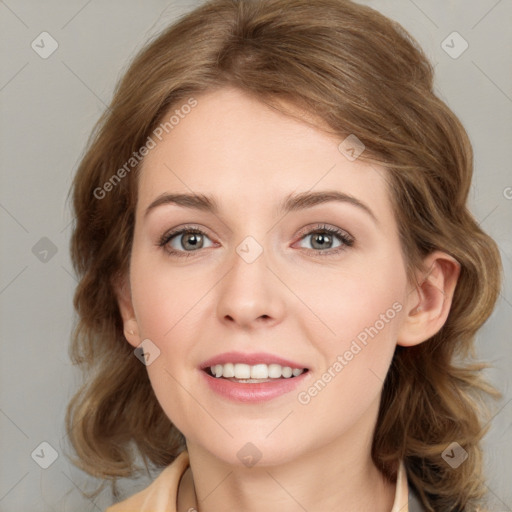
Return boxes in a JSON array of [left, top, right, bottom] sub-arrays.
[[136, 87, 391, 220]]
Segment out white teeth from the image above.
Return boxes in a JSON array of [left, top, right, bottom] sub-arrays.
[[250, 364, 268, 379], [234, 363, 251, 379], [281, 366, 293, 378], [209, 363, 305, 379], [268, 364, 282, 378], [222, 362, 235, 378]]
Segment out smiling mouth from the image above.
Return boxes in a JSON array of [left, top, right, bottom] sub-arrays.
[[204, 363, 309, 383]]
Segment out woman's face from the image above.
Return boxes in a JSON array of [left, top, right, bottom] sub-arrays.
[[123, 86, 412, 467]]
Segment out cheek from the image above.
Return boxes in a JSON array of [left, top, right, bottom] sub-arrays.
[[294, 252, 406, 395], [332, 278, 404, 350], [128, 245, 217, 379], [130, 250, 205, 340], [129, 255, 208, 433], [294, 279, 404, 430], [295, 250, 406, 346]]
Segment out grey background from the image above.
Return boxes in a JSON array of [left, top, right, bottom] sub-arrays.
[[0, 0, 511, 510]]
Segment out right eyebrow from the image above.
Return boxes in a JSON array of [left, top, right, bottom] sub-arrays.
[[144, 193, 218, 218]]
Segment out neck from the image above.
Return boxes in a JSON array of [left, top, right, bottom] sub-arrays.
[[177, 402, 397, 511]]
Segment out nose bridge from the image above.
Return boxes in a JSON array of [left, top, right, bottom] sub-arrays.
[[216, 232, 284, 326]]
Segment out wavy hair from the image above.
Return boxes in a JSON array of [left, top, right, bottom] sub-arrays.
[[65, 0, 502, 509]]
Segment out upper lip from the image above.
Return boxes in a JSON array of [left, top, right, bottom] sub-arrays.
[[199, 351, 308, 370]]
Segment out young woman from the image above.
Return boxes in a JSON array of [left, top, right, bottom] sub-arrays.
[[65, 1, 502, 510]]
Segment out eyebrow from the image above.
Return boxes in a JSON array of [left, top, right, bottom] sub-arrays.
[[144, 190, 378, 224]]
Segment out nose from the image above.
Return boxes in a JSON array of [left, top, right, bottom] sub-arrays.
[[215, 241, 286, 330]]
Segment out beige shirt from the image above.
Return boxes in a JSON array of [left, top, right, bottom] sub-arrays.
[[105, 451, 414, 511]]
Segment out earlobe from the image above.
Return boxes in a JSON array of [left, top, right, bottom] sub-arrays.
[[397, 251, 460, 347], [114, 275, 141, 348]]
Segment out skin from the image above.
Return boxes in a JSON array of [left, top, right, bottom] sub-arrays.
[[117, 86, 460, 511]]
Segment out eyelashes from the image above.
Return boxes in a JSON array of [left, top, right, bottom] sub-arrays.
[[157, 223, 355, 259], [295, 224, 354, 254], [158, 226, 215, 258]]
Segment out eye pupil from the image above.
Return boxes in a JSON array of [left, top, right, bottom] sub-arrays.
[[311, 232, 332, 250], [182, 233, 203, 250]]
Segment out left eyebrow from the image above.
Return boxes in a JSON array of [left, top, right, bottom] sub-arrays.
[[280, 190, 378, 225], [144, 190, 378, 225]]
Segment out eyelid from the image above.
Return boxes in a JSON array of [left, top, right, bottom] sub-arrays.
[[158, 224, 216, 254], [158, 223, 355, 258], [292, 223, 354, 255], [294, 223, 353, 243]]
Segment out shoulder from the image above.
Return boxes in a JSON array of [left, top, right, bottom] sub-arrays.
[[105, 451, 190, 512]]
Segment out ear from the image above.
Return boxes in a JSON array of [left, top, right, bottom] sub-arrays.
[[114, 274, 141, 349], [397, 251, 460, 347]]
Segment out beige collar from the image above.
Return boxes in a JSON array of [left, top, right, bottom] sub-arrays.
[[391, 459, 410, 512], [106, 451, 412, 511]]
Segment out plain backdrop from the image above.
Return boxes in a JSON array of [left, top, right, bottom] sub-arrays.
[[1, 1, 511, 510]]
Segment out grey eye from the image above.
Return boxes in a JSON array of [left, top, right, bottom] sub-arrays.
[[299, 231, 343, 250], [169, 231, 213, 252]]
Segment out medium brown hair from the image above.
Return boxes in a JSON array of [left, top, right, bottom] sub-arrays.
[[66, 0, 502, 509]]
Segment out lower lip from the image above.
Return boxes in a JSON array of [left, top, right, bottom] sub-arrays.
[[200, 370, 309, 403]]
